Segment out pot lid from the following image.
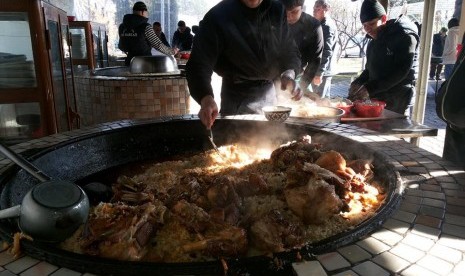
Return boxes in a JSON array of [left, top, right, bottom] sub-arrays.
[[32, 181, 82, 208]]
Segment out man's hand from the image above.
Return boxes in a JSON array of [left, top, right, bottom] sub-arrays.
[[348, 84, 369, 101], [299, 79, 310, 93], [312, 75, 322, 86], [281, 72, 303, 101], [198, 95, 218, 129]]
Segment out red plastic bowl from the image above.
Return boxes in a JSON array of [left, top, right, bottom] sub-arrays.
[[336, 104, 354, 117], [180, 53, 190, 59], [354, 100, 386, 118]]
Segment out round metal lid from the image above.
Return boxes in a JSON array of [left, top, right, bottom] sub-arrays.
[[32, 181, 82, 208]]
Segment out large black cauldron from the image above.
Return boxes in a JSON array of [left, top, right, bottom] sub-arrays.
[[0, 117, 403, 275]]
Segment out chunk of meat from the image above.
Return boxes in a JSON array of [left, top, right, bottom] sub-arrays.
[[207, 176, 241, 208], [347, 159, 374, 180], [165, 175, 204, 207], [249, 209, 305, 252], [111, 175, 154, 203], [209, 203, 240, 225], [234, 173, 270, 197], [291, 162, 351, 197], [315, 150, 346, 173], [80, 202, 167, 260], [182, 225, 248, 257], [171, 199, 211, 232], [315, 151, 372, 186], [270, 136, 322, 169], [284, 179, 343, 225]]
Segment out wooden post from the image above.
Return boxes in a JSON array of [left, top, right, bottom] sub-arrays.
[[460, 0, 465, 42]]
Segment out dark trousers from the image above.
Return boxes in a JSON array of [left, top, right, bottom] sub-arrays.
[[220, 80, 276, 115], [429, 62, 443, 79], [443, 124, 465, 169], [372, 83, 415, 115]]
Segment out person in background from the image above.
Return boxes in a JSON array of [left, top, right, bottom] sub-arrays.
[[442, 18, 460, 80], [153, 21, 170, 47], [279, 0, 323, 94], [436, 33, 465, 169], [429, 27, 447, 80], [172, 20, 194, 51], [312, 0, 339, 98], [186, 0, 303, 129], [348, 0, 419, 115], [192, 25, 200, 36], [118, 1, 177, 66]]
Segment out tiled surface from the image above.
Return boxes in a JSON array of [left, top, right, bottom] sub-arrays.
[[0, 115, 463, 275], [74, 73, 191, 126]]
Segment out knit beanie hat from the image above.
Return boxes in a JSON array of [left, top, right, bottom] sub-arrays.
[[360, 0, 386, 23], [133, 1, 147, 11]]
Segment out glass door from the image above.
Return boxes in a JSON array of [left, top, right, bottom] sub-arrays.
[[46, 19, 69, 132], [0, 11, 42, 143], [62, 21, 79, 130], [42, 2, 78, 132], [100, 27, 109, 67]]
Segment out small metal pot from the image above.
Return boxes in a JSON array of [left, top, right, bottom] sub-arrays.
[[0, 180, 90, 242], [0, 143, 90, 243]]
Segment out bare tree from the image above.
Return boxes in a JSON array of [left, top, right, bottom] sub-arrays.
[[331, 0, 367, 58]]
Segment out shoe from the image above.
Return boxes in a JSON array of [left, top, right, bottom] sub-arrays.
[[429, 77, 434, 80], [436, 77, 442, 80]]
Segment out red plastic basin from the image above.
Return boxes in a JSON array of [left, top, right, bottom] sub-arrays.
[[354, 100, 386, 118]]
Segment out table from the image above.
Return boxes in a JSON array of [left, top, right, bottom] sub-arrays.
[[341, 109, 438, 140]]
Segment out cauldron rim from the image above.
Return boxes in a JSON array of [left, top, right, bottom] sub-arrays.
[[0, 117, 404, 275]]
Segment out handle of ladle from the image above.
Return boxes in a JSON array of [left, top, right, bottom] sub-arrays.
[[0, 143, 50, 182], [0, 205, 21, 220]]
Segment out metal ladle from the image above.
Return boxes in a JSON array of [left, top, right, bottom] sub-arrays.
[[0, 143, 90, 243]]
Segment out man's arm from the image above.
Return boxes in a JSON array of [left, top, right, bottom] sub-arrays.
[[186, 16, 220, 104], [144, 25, 175, 56], [301, 24, 323, 83]]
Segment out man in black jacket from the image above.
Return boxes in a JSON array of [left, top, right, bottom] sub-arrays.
[[279, 0, 323, 93], [118, 2, 177, 66], [429, 27, 447, 80], [186, 0, 302, 129], [172, 21, 193, 51], [348, 0, 419, 115]]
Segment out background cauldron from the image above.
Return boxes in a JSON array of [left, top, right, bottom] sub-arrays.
[[0, 117, 403, 275]]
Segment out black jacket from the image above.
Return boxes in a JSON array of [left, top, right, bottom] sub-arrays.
[[432, 32, 446, 57], [172, 27, 193, 51], [159, 32, 170, 48], [353, 15, 419, 97], [118, 14, 152, 59], [186, 0, 301, 104], [288, 12, 323, 82]]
